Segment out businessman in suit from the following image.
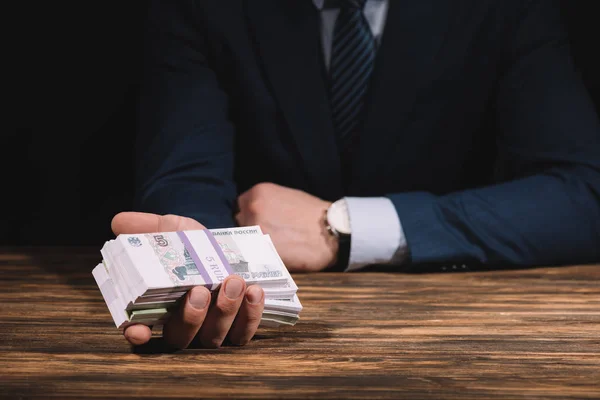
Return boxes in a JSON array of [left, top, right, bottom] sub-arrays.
[[113, 0, 600, 348]]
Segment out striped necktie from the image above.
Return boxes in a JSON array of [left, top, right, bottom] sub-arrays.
[[329, 0, 376, 176]]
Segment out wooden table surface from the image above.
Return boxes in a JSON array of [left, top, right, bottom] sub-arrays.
[[0, 248, 599, 399]]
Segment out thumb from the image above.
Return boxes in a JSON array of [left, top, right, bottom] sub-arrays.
[[111, 212, 205, 235]]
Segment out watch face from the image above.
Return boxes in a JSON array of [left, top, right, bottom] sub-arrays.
[[327, 199, 351, 235]]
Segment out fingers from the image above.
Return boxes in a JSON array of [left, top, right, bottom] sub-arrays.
[[112, 212, 162, 234], [235, 192, 249, 226], [234, 211, 245, 227], [162, 286, 211, 349], [228, 284, 265, 346], [235, 183, 263, 225], [126, 280, 262, 349], [111, 212, 205, 235], [236, 190, 250, 211], [123, 324, 152, 346], [197, 275, 246, 348]]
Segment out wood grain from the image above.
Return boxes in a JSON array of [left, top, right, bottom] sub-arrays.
[[0, 248, 598, 399]]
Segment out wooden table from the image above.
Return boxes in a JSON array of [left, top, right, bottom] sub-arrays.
[[0, 248, 599, 399]]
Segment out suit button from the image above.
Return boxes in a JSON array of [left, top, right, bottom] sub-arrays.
[[461, 264, 467, 270], [452, 265, 457, 270], [441, 266, 448, 271]]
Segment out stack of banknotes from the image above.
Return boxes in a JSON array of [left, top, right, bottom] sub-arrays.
[[92, 226, 302, 330]]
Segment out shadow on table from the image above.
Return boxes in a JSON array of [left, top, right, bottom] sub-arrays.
[[23, 247, 99, 298], [132, 321, 334, 355]]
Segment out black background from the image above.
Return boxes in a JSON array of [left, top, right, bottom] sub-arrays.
[[5, 1, 600, 246]]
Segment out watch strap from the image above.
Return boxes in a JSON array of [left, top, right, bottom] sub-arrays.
[[324, 200, 351, 272], [328, 233, 351, 272]]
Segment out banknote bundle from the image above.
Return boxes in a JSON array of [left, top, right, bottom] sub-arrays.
[[92, 226, 302, 330]]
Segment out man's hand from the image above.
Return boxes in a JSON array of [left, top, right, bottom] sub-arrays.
[[111, 212, 265, 349], [236, 183, 337, 272]]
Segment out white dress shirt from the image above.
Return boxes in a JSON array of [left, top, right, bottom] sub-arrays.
[[313, 0, 408, 271]]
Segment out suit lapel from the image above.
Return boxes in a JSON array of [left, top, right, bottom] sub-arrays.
[[349, 1, 457, 194], [245, 1, 344, 200]]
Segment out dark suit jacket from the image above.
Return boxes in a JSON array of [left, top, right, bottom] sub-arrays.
[[136, 0, 600, 268]]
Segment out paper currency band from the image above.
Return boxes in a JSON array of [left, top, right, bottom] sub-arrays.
[[176, 231, 213, 288], [203, 230, 234, 276]]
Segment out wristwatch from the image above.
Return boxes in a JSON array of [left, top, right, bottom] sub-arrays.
[[325, 198, 352, 271]]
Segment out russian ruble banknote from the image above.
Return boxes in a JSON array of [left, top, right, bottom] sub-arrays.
[[93, 226, 302, 330]]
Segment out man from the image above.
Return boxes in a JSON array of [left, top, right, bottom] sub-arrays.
[[115, 0, 600, 348]]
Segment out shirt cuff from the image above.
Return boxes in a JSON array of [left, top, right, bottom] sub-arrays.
[[344, 197, 408, 271]]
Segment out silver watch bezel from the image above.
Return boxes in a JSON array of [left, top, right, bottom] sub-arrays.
[[326, 199, 351, 237]]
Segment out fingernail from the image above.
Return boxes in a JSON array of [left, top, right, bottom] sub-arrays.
[[246, 285, 263, 304], [189, 288, 210, 309], [224, 278, 244, 299]]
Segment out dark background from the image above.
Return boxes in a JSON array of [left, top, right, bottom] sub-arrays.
[[5, 1, 600, 246]]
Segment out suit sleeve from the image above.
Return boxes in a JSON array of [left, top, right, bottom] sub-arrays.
[[135, 0, 236, 228], [387, 0, 600, 267]]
